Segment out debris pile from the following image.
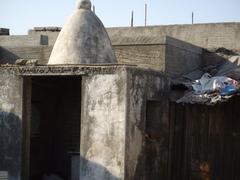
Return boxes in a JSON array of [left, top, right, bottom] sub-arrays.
[[174, 48, 240, 105], [176, 73, 239, 105]]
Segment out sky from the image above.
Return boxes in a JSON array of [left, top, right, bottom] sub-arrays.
[[1, 0, 240, 35]]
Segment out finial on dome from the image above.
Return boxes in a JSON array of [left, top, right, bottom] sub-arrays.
[[77, 0, 92, 10]]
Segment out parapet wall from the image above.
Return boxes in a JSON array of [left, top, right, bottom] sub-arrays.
[[0, 35, 48, 47], [28, 27, 60, 46], [108, 23, 240, 50], [2, 23, 240, 50], [27, 23, 240, 50]]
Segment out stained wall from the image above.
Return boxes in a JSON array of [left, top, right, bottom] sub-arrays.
[[0, 69, 24, 180]]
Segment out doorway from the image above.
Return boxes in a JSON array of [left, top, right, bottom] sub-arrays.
[[29, 76, 81, 180]]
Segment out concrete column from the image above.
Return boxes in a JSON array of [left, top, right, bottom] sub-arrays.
[[80, 71, 127, 180]]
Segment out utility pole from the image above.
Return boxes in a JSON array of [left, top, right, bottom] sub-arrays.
[[192, 12, 194, 24], [145, 3, 148, 26], [131, 11, 134, 27]]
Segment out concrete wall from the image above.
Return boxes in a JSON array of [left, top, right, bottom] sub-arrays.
[[0, 44, 165, 67], [28, 28, 59, 46], [80, 67, 171, 180], [0, 35, 47, 47], [165, 42, 202, 78], [0, 65, 172, 180], [27, 23, 240, 50], [0, 69, 24, 180], [125, 68, 170, 179], [0, 22, 238, 63], [2, 23, 237, 70], [0, 37, 202, 78], [112, 37, 202, 76], [0, 46, 52, 64], [0, 34, 49, 63], [108, 23, 240, 50], [114, 45, 166, 70], [80, 69, 127, 180]]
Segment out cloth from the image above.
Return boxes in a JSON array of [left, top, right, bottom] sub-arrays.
[[176, 73, 239, 105], [192, 73, 238, 94]]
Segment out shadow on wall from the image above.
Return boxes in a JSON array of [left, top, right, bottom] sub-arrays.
[[0, 110, 120, 180], [0, 111, 22, 180], [0, 47, 20, 64], [80, 156, 121, 180], [202, 48, 240, 74], [41, 155, 121, 180]]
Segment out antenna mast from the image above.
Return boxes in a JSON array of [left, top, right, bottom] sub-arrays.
[[145, 2, 147, 26], [192, 12, 194, 24], [131, 11, 134, 27]]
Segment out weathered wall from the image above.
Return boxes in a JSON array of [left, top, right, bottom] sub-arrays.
[[1, 44, 165, 67], [125, 68, 170, 180], [80, 67, 171, 180], [0, 69, 24, 180], [108, 23, 240, 50], [0, 35, 47, 47], [4, 22, 234, 68], [80, 69, 127, 180], [114, 45, 165, 70], [0, 34, 203, 79], [0, 23, 238, 65], [113, 37, 202, 75], [0, 34, 49, 64], [28, 29, 59, 47], [165, 43, 202, 78], [0, 46, 52, 64], [26, 23, 240, 50]]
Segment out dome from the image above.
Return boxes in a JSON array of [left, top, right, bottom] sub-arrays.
[[48, 0, 117, 65]]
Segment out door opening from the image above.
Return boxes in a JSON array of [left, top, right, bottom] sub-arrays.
[[29, 76, 81, 180]]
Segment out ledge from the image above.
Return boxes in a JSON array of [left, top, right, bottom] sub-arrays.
[[0, 64, 136, 76]]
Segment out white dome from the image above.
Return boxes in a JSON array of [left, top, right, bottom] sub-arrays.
[[48, 0, 117, 65]]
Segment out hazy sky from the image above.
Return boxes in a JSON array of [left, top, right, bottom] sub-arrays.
[[1, 0, 240, 35]]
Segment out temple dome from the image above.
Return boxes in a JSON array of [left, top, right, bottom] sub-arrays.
[[48, 0, 117, 65]]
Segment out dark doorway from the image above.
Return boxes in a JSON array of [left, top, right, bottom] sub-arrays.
[[30, 76, 81, 180]]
